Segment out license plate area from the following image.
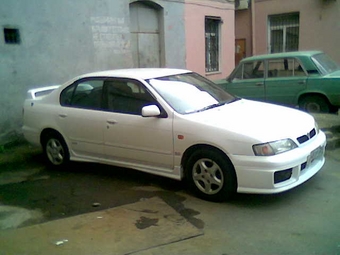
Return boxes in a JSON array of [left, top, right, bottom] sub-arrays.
[[307, 146, 325, 165]]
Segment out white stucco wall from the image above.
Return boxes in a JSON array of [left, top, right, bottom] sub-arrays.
[[0, 0, 186, 135]]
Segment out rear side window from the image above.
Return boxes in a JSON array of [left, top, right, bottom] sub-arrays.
[[60, 79, 104, 110]]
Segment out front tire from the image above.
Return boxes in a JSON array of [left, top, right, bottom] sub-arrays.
[[42, 132, 69, 167], [185, 149, 237, 202]]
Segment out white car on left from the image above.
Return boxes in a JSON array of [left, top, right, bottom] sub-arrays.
[[22, 68, 326, 201]]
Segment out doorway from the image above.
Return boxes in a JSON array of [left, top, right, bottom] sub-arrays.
[[235, 39, 246, 66], [129, 1, 163, 67]]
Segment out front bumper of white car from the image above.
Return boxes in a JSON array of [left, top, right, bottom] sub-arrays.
[[232, 130, 327, 194]]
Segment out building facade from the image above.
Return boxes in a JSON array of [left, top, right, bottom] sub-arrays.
[[0, 0, 234, 141], [235, 0, 340, 65]]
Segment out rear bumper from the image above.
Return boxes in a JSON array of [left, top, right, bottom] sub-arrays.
[[232, 131, 327, 194]]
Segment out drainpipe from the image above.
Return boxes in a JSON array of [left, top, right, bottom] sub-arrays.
[[251, 0, 256, 56]]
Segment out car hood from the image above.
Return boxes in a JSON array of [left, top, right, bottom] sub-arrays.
[[185, 99, 316, 143]]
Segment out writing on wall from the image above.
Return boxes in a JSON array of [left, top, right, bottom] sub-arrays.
[[91, 16, 130, 53]]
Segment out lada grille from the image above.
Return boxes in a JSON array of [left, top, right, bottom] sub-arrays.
[[297, 128, 316, 144]]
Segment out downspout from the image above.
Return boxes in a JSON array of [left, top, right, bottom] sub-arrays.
[[251, 0, 256, 56]]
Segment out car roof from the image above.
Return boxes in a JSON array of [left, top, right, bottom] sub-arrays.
[[240, 51, 323, 62], [77, 68, 192, 80]]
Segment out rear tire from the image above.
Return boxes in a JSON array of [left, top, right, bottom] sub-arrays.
[[299, 95, 330, 113], [42, 131, 69, 167], [185, 149, 237, 202]]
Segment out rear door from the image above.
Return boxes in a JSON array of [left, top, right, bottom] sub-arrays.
[[265, 57, 307, 106], [226, 60, 266, 101], [58, 79, 106, 158]]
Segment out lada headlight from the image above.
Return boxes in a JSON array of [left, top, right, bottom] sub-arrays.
[[253, 139, 298, 156]]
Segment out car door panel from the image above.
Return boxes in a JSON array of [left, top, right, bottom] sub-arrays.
[[265, 77, 307, 106], [102, 78, 174, 171], [104, 112, 174, 170], [265, 58, 308, 106], [57, 107, 106, 158], [227, 79, 265, 101], [57, 79, 106, 158], [226, 61, 266, 101]]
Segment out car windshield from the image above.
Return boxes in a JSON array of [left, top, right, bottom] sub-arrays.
[[147, 72, 236, 114], [311, 53, 340, 75]]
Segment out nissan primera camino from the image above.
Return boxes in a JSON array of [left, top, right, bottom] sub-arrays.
[[22, 68, 326, 201]]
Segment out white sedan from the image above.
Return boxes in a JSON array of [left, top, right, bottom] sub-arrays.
[[22, 68, 326, 201]]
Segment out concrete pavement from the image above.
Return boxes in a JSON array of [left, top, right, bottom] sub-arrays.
[[0, 197, 203, 255]]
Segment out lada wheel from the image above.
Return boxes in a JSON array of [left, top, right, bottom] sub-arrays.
[[42, 132, 69, 167], [299, 95, 330, 113], [186, 149, 237, 202]]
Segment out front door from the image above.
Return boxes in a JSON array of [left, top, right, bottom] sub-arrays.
[[227, 60, 266, 101], [102, 79, 174, 171]]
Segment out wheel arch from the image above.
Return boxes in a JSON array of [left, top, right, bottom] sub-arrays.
[[40, 128, 66, 146], [298, 92, 336, 112], [181, 144, 235, 179], [298, 92, 330, 105]]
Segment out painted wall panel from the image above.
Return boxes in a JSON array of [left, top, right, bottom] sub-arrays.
[[185, 0, 235, 80], [253, 0, 340, 63]]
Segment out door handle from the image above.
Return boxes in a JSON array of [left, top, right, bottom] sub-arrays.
[[59, 114, 67, 118], [256, 82, 264, 86], [107, 119, 117, 125], [298, 81, 306, 84]]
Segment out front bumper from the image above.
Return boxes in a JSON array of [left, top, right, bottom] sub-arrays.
[[231, 131, 327, 194]]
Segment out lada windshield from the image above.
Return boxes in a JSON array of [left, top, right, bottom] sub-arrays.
[[312, 53, 340, 75], [148, 72, 236, 114]]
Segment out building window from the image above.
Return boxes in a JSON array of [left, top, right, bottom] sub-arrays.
[[4, 28, 21, 44], [205, 17, 220, 72], [268, 13, 299, 53]]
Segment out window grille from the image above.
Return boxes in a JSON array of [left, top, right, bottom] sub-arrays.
[[205, 17, 220, 72], [4, 28, 21, 44], [268, 13, 299, 53]]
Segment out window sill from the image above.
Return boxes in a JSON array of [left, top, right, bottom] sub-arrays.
[[205, 71, 222, 76]]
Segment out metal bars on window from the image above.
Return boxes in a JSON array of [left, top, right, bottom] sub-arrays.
[[268, 13, 299, 53], [3, 28, 21, 44], [205, 17, 220, 72]]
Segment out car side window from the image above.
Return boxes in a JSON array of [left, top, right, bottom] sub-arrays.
[[233, 61, 264, 80], [60, 79, 104, 110], [268, 58, 306, 78], [103, 79, 156, 115]]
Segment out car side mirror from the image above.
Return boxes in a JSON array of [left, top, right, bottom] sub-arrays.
[[142, 105, 161, 117]]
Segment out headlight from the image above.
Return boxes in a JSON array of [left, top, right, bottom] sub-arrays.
[[253, 139, 297, 156]]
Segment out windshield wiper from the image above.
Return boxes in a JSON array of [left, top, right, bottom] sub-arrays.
[[190, 98, 241, 114], [195, 102, 227, 113]]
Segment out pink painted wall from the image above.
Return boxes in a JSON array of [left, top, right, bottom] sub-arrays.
[[253, 0, 340, 63], [185, 0, 235, 80]]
